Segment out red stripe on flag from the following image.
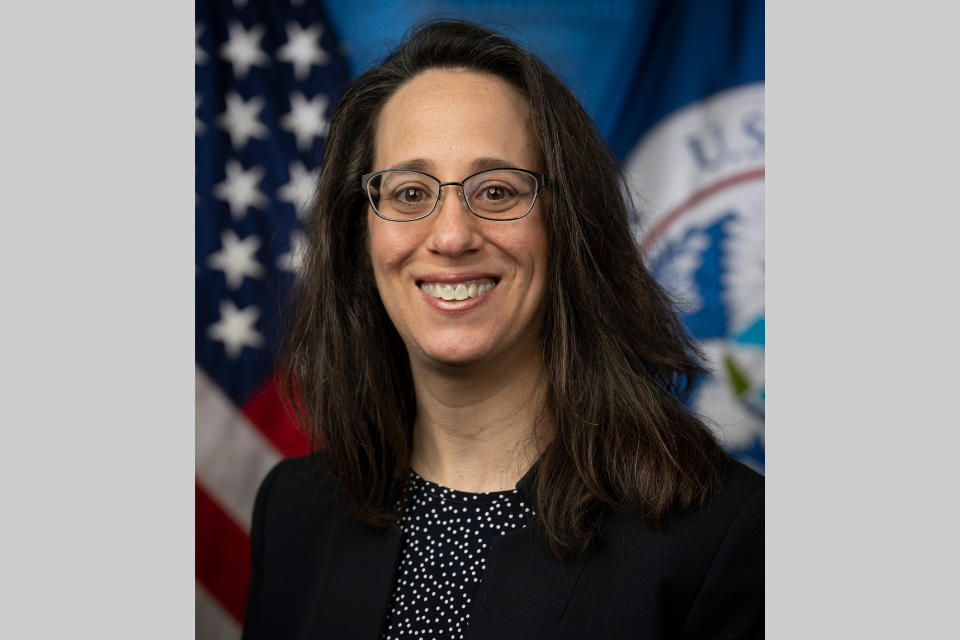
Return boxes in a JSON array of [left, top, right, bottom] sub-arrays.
[[196, 481, 251, 625], [640, 167, 766, 255], [242, 372, 312, 458]]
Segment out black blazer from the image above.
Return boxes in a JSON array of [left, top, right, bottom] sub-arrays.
[[241, 454, 764, 639]]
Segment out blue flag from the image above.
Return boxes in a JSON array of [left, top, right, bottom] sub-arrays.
[[615, 0, 765, 473]]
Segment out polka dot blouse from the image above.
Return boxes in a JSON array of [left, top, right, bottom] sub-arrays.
[[381, 471, 534, 640]]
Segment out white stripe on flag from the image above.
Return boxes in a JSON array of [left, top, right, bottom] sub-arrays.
[[196, 365, 281, 532], [196, 580, 242, 640]]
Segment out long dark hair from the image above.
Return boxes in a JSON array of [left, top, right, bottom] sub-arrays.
[[281, 19, 728, 562]]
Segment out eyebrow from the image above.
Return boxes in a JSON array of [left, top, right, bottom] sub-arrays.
[[387, 157, 521, 175], [390, 158, 433, 173], [471, 157, 520, 172]]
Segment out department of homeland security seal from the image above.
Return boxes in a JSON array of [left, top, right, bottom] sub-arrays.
[[624, 83, 765, 473]]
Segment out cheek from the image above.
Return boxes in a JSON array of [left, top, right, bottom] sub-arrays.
[[518, 223, 550, 304], [367, 213, 418, 288], [502, 218, 549, 278]]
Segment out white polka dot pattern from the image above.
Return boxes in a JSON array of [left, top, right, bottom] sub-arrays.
[[381, 472, 534, 639]]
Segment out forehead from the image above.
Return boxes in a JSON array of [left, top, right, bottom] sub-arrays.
[[373, 69, 541, 176]]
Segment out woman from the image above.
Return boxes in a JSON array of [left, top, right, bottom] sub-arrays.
[[242, 19, 763, 640]]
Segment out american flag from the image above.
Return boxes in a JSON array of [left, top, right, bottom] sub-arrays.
[[195, 0, 348, 636]]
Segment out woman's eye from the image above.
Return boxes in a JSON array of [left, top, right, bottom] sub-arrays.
[[477, 185, 513, 201], [394, 187, 430, 203], [403, 188, 423, 202]]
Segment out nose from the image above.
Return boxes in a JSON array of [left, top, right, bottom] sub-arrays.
[[426, 185, 482, 257]]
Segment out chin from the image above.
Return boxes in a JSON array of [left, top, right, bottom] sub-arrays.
[[415, 338, 494, 368]]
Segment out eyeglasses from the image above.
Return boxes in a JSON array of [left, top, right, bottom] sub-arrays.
[[359, 168, 549, 222]]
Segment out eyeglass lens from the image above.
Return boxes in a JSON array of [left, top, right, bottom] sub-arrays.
[[367, 170, 538, 220]]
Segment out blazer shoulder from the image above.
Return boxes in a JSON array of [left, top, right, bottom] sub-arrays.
[[244, 454, 369, 639], [265, 451, 326, 489], [674, 458, 764, 639], [678, 455, 762, 532], [250, 451, 350, 537], [723, 456, 764, 501]]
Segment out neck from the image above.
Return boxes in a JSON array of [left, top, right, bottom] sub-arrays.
[[409, 346, 551, 494]]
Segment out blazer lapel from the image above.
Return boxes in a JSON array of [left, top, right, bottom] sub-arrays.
[[464, 464, 592, 639], [307, 515, 403, 639], [465, 522, 591, 639]]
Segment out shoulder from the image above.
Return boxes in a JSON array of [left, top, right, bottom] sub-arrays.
[[600, 455, 762, 548], [563, 458, 762, 637], [647, 456, 763, 555], [250, 452, 354, 560], [672, 457, 764, 638], [701, 456, 764, 528], [245, 453, 368, 638], [253, 451, 345, 521], [255, 452, 332, 510], [602, 456, 763, 540], [722, 456, 764, 499], [705, 456, 764, 542]]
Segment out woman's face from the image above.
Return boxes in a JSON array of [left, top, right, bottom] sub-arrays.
[[367, 69, 549, 370]]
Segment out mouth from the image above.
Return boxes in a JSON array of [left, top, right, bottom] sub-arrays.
[[417, 277, 499, 301]]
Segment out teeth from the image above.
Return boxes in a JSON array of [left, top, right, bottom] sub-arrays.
[[420, 280, 496, 300]]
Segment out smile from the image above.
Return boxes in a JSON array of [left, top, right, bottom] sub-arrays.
[[418, 278, 498, 301]]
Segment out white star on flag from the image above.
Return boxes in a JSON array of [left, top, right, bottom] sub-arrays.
[[196, 94, 205, 136], [196, 24, 208, 65], [217, 92, 269, 150], [277, 229, 307, 273], [207, 300, 264, 359], [213, 160, 269, 220], [219, 21, 269, 80], [207, 229, 265, 290], [277, 161, 318, 219], [280, 92, 329, 152], [276, 22, 330, 81]]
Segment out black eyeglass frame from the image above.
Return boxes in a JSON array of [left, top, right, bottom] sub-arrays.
[[359, 168, 550, 222]]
